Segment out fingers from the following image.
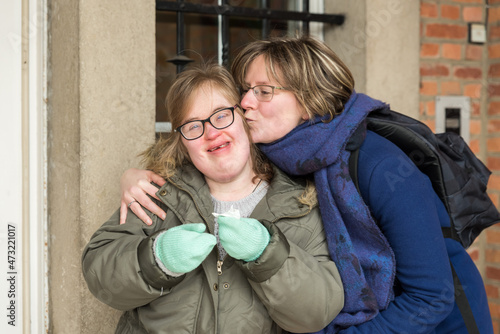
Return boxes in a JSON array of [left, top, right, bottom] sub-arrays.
[[148, 171, 167, 188], [132, 190, 166, 221], [120, 191, 137, 224], [126, 176, 166, 220], [140, 179, 163, 200], [119, 201, 128, 225], [120, 184, 166, 225], [129, 201, 153, 226], [119, 168, 167, 225]]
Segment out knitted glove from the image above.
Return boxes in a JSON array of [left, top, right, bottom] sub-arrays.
[[154, 223, 216, 275], [217, 216, 270, 262]]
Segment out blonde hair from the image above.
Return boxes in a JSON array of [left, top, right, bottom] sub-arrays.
[[298, 178, 318, 209], [142, 63, 273, 182], [231, 35, 355, 122]]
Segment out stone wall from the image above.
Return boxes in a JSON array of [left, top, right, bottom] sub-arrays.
[[420, 1, 499, 330], [47, 0, 155, 332]]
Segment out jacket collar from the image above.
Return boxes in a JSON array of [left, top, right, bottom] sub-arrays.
[[156, 164, 314, 226]]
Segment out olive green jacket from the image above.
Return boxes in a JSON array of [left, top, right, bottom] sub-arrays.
[[82, 165, 343, 334]]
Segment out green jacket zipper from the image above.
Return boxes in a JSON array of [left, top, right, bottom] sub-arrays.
[[160, 181, 313, 277]]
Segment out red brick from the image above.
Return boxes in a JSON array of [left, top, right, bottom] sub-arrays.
[[489, 63, 500, 78], [424, 119, 436, 132], [489, 101, 500, 115], [441, 81, 462, 95], [421, 43, 440, 58], [472, 102, 481, 116], [463, 7, 484, 22], [489, 7, 500, 23], [493, 320, 499, 334], [487, 228, 500, 243], [442, 4, 461, 20], [488, 156, 500, 170], [454, 66, 482, 79], [490, 193, 500, 209], [489, 84, 500, 97], [464, 84, 482, 98], [442, 43, 462, 59], [422, 119, 436, 132], [490, 44, 500, 59], [470, 119, 481, 134], [421, 2, 438, 18], [468, 247, 480, 261], [469, 138, 480, 154], [420, 81, 438, 95], [427, 100, 435, 116], [489, 120, 500, 133], [466, 44, 483, 60], [489, 222, 500, 229], [452, 0, 483, 3], [487, 137, 500, 152], [489, 174, 500, 190], [425, 23, 468, 39], [490, 26, 500, 40], [487, 249, 500, 263], [487, 266, 500, 281], [421, 63, 450, 76], [490, 301, 500, 319], [420, 100, 435, 116], [485, 284, 500, 299]]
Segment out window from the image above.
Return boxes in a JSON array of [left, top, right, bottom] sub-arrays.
[[155, 0, 344, 132]]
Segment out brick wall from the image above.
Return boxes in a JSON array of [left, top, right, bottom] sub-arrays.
[[488, 1, 500, 330], [420, 0, 500, 331], [490, 1, 500, 215], [420, 0, 484, 135]]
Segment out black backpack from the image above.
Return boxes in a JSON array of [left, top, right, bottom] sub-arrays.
[[348, 107, 500, 333]]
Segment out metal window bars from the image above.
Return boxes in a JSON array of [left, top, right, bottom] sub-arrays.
[[156, 0, 345, 72]]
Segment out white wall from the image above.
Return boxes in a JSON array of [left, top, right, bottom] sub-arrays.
[[0, 0, 48, 333], [0, 0, 25, 332]]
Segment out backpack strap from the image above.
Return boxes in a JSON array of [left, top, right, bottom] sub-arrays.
[[441, 226, 454, 240], [348, 146, 480, 333], [348, 148, 361, 194], [451, 262, 480, 334]]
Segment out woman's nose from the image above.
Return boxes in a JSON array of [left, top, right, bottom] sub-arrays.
[[203, 122, 220, 139], [240, 90, 256, 110]]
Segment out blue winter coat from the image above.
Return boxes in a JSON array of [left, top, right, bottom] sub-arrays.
[[341, 130, 493, 333]]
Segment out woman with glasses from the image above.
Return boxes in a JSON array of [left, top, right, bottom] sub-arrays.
[[82, 63, 343, 334], [118, 35, 492, 333]]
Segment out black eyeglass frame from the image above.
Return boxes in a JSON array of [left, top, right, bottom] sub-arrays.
[[174, 105, 238, 140]]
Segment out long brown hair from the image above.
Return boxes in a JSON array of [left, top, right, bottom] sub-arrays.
[[231, 35, 355, 122], [141, 63, 274, 182]]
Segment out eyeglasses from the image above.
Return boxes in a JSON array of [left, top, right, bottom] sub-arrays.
[[240, 85, 288, 102], [175, 105, 237, 140]]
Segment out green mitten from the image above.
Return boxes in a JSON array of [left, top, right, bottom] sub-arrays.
[[217, 216, 270, 262], [154, 223, 216, 275]]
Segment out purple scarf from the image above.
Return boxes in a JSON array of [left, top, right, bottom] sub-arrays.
[[259, 92, 396, 332]]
